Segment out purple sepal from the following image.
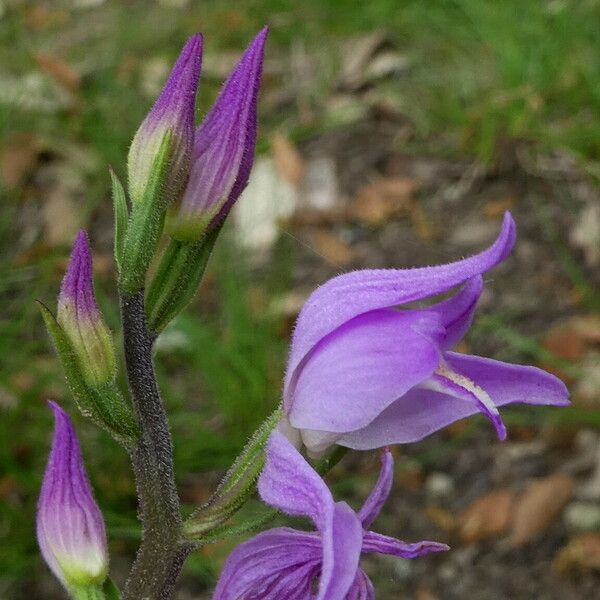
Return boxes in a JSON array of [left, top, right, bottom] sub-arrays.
[[37, 402, 108, 589], [212, 432, 446, 599], [57, 230, 116, 386], [128, 34, 203, 205], [282, 213, 570, 453], [167, 27, 267, 241]]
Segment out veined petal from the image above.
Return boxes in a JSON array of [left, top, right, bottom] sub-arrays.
[[211, 528, 320, 600], [57, 231, 115, 385], [287, 309, 442, 434], [339, 352, 569, 449], [429, 276, 483, 350], [345, 570, 375, 600], [317, 502, 363, 600], [258, 431, 334, 531], [444, 352, 570, 408], [37, 402, 107, 589], [169, 27, 267, 240], [362, 530, 449, 558], [128, 34, 202, 205], [337, 387, 483, 449], [284, 212, 515, 398], [357, 449, 394, 529]]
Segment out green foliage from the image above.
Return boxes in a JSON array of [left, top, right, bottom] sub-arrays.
[[110, 169, 129, 274]]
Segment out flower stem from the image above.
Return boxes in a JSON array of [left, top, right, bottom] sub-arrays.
[[120, 291, 185, 599]]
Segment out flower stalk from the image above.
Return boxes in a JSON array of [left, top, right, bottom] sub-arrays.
[[119, 290, 184, 599]]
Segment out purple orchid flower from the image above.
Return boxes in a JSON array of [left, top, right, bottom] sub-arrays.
[[128, 34, 203, 205], [213, 431, 447, 600], [57, 230, 115, 386], [283, 212, 569, 454], [167, 27, 268, 242], [37, 402, 108, 590]]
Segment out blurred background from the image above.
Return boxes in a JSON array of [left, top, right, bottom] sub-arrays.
[[1, 1, 600, 598]]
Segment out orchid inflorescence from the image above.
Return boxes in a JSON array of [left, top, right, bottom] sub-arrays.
[[36, 27, 569, 600]]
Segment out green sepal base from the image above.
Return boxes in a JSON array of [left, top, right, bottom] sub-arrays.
[[39, 302, 139, 447], [119, 131, 173, 294], [145, 224, 221, 334], [110, 168, 129, 274], [183, 407, 282, 540]]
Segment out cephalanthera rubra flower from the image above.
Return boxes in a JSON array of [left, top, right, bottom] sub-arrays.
[[213, 431, 446, 599], [283, 213, 569, 455]]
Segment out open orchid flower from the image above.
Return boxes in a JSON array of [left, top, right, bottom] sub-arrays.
[[213, 431, 447, 600], [283, 212, 570, 454]]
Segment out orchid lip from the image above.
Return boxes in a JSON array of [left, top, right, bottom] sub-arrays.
[[423, 362, 508, 440]]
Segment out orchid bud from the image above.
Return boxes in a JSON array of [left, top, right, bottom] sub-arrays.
[[57, 230, 116, 387], [37, 402, 108, 591], [128, 34, 202, 206], [167, 27, 267, 242]]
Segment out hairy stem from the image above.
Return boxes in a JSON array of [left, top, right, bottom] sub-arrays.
[[120, 291, 185, 599]]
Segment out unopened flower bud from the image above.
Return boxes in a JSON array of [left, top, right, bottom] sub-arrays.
[[37, 402, 108, 590], [57, 230, 116, 386], [128, 34, 203, 206], [167, 27, 267, 242]]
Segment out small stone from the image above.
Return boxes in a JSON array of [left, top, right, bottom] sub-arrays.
[[425, 472, 454, 499], [564, 502, 600, 533]]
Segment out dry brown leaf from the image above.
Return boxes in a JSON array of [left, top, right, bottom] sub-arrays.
[[511, 473, 575, 546], [554, 533, 600, 574], [42, 192, 82, 247], [35, 53, 81, 93], [425, 505, 457, 532], [271, 133, 305, 186], [395, 464, 424, 491], [482, 196, 517, 218], [0, 132, 41, 188], [311, 230, 354, 267], [350, 177, 415, 226], [411, 202, 436, 241], [543, 323, 587, 365], [459, 489, 514, 543], [415, 586, 439, 600], [24, 6, 70, 31]]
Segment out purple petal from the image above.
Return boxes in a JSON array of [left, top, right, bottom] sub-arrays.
[[444, 352, 571, 409], [170, 27, 267, 240], [128, 34, 202, 204], [212, 527, 320, 600], [339, 352, 569, 449], [287, 309, 442, 438], [37, 402, 107, 588], [258, 431, 334, 531], [317, 502, 364, 600], [284, 213, 516, 400], [58, 230, 98, 319], [362, 530, 449, 559], [56, 231, 115, 385], [357, 449, 394, 529], [345, 570, 375, 600], [430, 276, 483, 350]]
